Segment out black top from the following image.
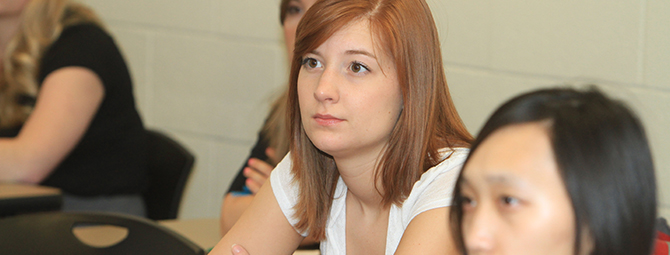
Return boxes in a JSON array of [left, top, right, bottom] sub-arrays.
[[2, 24, 148, 196], [227, 127, 270, 193]]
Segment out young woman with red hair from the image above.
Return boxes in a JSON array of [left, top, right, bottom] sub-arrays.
[[212, 0, 471, 253]]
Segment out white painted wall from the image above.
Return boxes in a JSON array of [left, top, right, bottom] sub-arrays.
[[76, 0, 670, 219]]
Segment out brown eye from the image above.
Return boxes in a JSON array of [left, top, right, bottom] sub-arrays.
[[351, 63, 361, 72], [301, 57, 322, 69], [308, 59, 318, 68], [349, 62, 369, 73], [500, 196, 520, 207], [461, 196, 476, 210]]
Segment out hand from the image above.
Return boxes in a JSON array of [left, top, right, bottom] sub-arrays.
[[243, 148, 277, 194], [231, 244, 249, 255], [265, 147, 280, 166]]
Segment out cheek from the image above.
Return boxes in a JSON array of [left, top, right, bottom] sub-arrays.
[[460, 211, 475, 237], [383, 86, 403, 123], [297, 74, 312, 113], [527, 181, 577, 252], [355, 89, 400, 132], [284, 36, 295, 60], [283, 22, 298, 57], [508, 198, 576, 254], [542, 200, 576, 251]]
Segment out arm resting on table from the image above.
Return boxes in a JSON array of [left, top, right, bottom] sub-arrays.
[[210, 179, 304, 255], [0, 67, 104, 183]]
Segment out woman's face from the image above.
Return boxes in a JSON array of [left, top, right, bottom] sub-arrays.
[[297, 19, 402, 160], [460, 122, 578, 255], [282, 0, 316, 61]]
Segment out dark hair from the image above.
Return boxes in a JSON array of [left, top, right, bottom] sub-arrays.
[[450, 87, 657, 255], [279, 0, 293, 25]]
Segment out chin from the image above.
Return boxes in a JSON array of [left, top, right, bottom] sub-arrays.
[[309, 140, 344, 156], [307, 132, 343, 151], [312, 144, 343, 156]]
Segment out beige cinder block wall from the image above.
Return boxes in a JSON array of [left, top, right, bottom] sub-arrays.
[[78, 0, 670, 219]]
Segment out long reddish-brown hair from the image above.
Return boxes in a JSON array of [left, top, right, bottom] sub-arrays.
[[287, 0, 472, 240]]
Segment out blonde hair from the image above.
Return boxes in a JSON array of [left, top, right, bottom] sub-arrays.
[[261, 89, 289, 163], [257, 0, 297, 163], [0, 0, 102, 128], [288, 0, 472, 240]]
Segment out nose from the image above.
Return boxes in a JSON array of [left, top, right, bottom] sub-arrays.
[[313, 67, 339, 103], [463, 206, 495, 253]]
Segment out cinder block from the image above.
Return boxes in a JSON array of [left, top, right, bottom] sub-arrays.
[[432, 0, 491, 68], [489, 1, 641, 83], [446, 67, 562, 133], [659, 207, 670, 221], [210, 139, 257, 205], [160, 129, 253, 219], [105, 26, 151, 120], [645, 0, 670, 89], [79, 0, 212, 32], [151, 33, 283, 141], [212, 0, 283, 40]]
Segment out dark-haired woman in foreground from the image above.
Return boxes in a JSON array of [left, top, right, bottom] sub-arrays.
[[450, 87, 656, 255]]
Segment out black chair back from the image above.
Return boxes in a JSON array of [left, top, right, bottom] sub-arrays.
[[143, 129, 195, 220], [0, 211, 205, 255]]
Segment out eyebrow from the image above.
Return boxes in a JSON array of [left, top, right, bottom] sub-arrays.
[[308, 49, 377, 59], [304, 50, 323, 60], [462, 173, 530, 188], [345, 49, 377, 59]]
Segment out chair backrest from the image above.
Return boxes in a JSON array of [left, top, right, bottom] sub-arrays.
[[0, 211, 205, 255], [143, 129, 195, 220]]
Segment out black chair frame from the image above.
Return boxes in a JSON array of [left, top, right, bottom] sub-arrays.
[[143, 129, 195, 220], [0, 211, 204, 255]]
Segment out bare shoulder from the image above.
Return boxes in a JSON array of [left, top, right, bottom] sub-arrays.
[[394, 207, 458, 255]]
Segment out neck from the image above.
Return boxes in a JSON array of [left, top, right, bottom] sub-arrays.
[[336, 153, 386, 209], [0, 16, 22, 61]]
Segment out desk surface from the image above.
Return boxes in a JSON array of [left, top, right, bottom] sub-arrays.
[[0, 183, 62, 216], [0, 183, 61, 199], [71, 217, 319, 254], [159, 218, 319, 255], [160, 218, 221, 251]]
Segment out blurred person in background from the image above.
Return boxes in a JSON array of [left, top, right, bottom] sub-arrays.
[[220, 0, 317, 244], [0, 0, 147, 216]]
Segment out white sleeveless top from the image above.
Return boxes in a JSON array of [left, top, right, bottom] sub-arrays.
[[271, 148, 468, 255]]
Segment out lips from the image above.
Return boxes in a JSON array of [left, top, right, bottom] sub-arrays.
[[313, 113, 344, 126]]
